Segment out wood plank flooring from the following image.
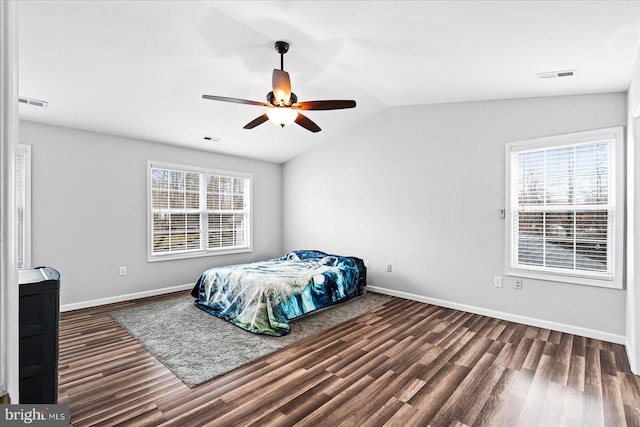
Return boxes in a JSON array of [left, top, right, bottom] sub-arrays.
[[58, 291, 640, 426]]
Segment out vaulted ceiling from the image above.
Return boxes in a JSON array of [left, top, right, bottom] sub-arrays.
[[18, 1, 640, 163]]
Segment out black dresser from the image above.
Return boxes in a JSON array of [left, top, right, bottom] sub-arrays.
[[18, 267, 60, 404]]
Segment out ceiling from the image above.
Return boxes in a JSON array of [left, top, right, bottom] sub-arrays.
[[18, 1, 640, 164]]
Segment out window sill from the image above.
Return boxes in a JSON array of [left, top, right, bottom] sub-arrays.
[[147, 246, 252, 263], [505, 268, 622, 290]]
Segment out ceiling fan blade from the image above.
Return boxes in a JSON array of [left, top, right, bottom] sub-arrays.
[[292, 100, 356, 111], [272, 69, 291, 104], [202, 95, 269, 107], [243, 114, 269, 129], [294, 113, 321, 133]]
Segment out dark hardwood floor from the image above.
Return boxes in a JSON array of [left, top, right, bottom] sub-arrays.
[[58, 291, 640, 426]]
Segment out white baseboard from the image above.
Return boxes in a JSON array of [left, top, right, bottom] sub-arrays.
[[61, 282, 628, 347], [626, 337, 639, 375], [60, 283, 195, 312], [368, 285, 626, 345]]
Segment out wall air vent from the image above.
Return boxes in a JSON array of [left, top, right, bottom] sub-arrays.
[[18, 97, 48, 108], [537, 69, 577, 79]]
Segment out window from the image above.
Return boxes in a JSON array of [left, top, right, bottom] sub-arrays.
[[505, 127, 624, 288], [147, 161, 251, 261], [16, 144, 31, 269]]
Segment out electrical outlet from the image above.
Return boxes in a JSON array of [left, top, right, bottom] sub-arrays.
[[119, 266, 127, 276], [514, 279, 523, 290], [386, 264, 392, 272], [494, 276, 503, 288]]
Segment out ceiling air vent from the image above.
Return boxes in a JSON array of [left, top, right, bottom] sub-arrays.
[[18, 97, 48, 108], [537, 69, 577, 79]]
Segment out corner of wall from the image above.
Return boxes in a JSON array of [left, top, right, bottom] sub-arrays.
[[625, 37, 640, 376]]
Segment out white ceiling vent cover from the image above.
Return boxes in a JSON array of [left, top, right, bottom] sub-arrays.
[[537, 70, 577, 79], [18, 97, 48, 108]]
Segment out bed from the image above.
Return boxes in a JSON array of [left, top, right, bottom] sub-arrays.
[[190, 250, 367, 336]]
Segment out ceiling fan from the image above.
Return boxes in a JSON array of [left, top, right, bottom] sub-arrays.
[[202, 41, 356, 133]]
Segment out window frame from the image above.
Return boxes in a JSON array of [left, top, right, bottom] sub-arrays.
[[146, 160, 252, 262], [504, 126, 624, 289], [17, 144, 31, 269]]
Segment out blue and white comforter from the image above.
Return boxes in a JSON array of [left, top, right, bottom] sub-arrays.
[[191, 250, 361, 336]]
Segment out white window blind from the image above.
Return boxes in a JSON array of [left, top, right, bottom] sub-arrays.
[[505, 127, 623, 288], [206, 175, 248, 249], [148, 161, 251, 261]]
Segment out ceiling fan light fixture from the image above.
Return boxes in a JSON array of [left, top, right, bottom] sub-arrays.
[[202, 40, 355, 133], [267, 107, 298, 128]]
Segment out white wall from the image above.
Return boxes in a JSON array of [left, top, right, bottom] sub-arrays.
[[283, 92, 627, 337], [20, 120, 282, 307]]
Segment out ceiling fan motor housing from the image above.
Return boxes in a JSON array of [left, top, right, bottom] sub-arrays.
[[267, 91, 297, 107]]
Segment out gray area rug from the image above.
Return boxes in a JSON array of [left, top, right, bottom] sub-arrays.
[[109, 292, 390, 388]]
